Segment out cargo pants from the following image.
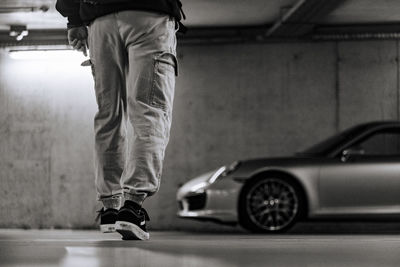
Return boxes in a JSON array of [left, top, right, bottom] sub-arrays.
[[88, 10, 178, 209]]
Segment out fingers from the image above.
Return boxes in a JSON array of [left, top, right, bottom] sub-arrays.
[[67, 26, 88, 43], [81, 39, 88, 57], [69, 38, 88, 56], [77, 40, 87, 57], [79, 45, 87, 57], [69, 39, 78, 47], [67, 26, 89, 56], [76, 40, 82, 50], [69, 39, 80, 50]]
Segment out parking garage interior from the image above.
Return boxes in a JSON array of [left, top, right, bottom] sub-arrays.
[[1, 0, 400, 266]]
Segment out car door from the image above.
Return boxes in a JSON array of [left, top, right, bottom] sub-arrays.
[[318, 128, 400, 216]]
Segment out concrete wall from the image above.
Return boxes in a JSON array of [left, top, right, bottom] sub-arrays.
[[0, 40, 399, 230], [0, 51, 97, 228]]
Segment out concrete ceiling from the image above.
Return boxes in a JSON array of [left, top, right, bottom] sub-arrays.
[[0, 0, 400, 34], [0, 0, 64, 30], [0, 0, 302, 30], [323, 0, 400, 24]]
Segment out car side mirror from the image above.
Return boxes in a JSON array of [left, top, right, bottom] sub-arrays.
[[341, 147, 365, 162]]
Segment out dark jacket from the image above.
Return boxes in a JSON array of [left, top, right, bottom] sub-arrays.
[[56, 0, 185, 29]]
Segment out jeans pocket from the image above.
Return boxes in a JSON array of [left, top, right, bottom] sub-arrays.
[[149, 52, 177, 112]]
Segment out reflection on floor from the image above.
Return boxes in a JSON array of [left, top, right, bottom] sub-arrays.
[[1, 228, 400, 267]]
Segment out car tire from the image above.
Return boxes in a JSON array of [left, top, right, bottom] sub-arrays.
[[238, 175, 304, 233]]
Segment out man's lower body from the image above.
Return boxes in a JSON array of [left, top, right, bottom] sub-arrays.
[[88, 10, 178, 240]]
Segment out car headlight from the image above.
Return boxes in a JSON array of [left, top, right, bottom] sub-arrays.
[[221, 161, 241, 177], [189, 181, 210, 193], [207, 166, 226, 184], [206, 161, 241, 184], [179, 162, 242, 196]]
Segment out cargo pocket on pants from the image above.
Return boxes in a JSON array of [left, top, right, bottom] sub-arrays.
[[149, 52, 177, 112]]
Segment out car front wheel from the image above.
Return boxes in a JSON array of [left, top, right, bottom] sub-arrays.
[[239, 176, 303, 233]]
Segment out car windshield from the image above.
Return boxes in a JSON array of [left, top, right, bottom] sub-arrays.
[[299, 124, 370, 156]]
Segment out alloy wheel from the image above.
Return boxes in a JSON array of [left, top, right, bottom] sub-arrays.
[[245, 178, 299, 231]]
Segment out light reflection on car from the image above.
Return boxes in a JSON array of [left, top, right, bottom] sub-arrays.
[[177, 121, 400, 233]]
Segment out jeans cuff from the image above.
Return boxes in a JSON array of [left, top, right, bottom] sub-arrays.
[[98, 194, 123, 210], [123, 191, 147, 206]]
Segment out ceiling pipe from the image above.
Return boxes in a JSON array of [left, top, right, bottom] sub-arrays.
[[2, 27, 400, 46], [312, 32, 400, 41], [266, 0, 346, 37], [0, 5, 49, 13]]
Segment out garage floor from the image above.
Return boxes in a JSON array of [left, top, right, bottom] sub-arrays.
[[1, 227, 400, 267]]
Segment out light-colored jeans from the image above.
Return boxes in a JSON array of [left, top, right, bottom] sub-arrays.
[[88, 10, 178, 209]]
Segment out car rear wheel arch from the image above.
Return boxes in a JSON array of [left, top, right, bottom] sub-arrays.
[[238, 171, 308, 233]]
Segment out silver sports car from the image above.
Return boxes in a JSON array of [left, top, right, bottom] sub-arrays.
[[177, 121, 400, 233]]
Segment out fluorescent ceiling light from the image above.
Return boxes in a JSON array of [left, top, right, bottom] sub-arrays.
[[9, 50, 87, 61]]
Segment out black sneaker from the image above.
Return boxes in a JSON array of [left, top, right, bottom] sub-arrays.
[[96, 208, 118, 233], [115, 201, 150, 240]]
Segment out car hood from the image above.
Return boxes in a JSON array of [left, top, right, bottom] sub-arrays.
[[241, 155, 322, 165], [231, 155, 323, 179]]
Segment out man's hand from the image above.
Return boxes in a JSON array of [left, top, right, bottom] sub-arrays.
[[68, 26, 88, 56]]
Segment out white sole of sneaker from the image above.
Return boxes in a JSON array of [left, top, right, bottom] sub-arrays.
[[115, 221, 150, 240], [100, 224, 116, 233]]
